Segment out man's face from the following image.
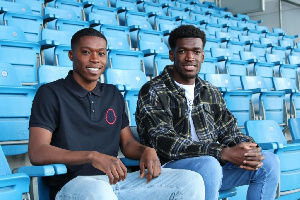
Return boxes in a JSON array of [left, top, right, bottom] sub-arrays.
[[169, 37, 205, 85], [69, 36, 107, 89]]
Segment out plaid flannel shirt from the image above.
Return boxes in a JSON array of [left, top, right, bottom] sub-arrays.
[[136, 65, 255, 165]]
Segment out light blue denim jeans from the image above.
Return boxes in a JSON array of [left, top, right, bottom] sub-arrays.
[[55, 168, 205, 200], [164, 152, 280, 200]]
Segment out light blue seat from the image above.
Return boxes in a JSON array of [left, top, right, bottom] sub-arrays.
[[137, 29, 169, 77], [245, 120, 300, 199], [240, 51, 275, 86], [47, 0, 85, 21], [0, 145, 30, 199], [153, 53, 172, 77], [115, 0, 139, 26], [288, 118, 300, 143], [125, 11, 153, 48], [104, 68, 148, 91], [82, 0, 109, 8], [40, 28, 74, 67], [0, 63, 36, 155], [266, 53, 298, 84], [86, 6, 119, 26], [198, 59, 218, 80], [0, 1, 43, 43], [43, 7, 90, 32], [15, 0, 45, 16], [99, 24, 131, 50], [107, 49, 145, 72], [272, 77, 300, 120], [38, 65, 72, 85], [210, 47, 249, 88], [0, 27, 41, 84]]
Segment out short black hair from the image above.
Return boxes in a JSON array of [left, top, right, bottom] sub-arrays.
[[168, 25, 206, 50], [71, 28, 107, 50]]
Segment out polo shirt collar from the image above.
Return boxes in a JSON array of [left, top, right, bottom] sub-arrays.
[[65, 70, 102, 97]]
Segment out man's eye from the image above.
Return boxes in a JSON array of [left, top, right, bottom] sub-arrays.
[[99, 52, 106, 56], [82, 50, 90, 54], [195, 51, 201, 54], [178, 50, 185, 53]]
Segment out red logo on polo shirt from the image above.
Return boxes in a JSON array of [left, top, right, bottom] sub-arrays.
[[106, 108, 117, 125]]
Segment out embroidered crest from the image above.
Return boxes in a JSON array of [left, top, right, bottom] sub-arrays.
[[106, 108, 117, 125]]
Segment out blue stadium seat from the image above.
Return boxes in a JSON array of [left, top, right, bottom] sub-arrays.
[[38, 65, 72, 85], [86, 6, 120, 26], [46, 0, 85, 21], [137, 29, 169, 76], [40, 28, 74, 67], [43, 7, 90, 32], [211, 47, 249, 88], [240, 51, 275, 87], [288, 118, 300, 143], [15, 0, 45, 16], [115, 0, 140, 26], [0, 63, 36, 155], [125, 11, 153, 48], [241, 75, 288, 126], [0, 1, 43, 43], [107, 49, 145, 72], [198, 59, 218, 80], [245, 120, 300, 199], [99, 24, 131, 50], [266, 53, 298, 82], [153, 53, 173, 77], [0, 28, 41, 84], [0, 145, 30, 199]]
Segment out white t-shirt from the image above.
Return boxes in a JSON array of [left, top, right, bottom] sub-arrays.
[[174, 81, 200, 142]]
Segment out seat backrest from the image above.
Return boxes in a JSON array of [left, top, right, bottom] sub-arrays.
[[87, 6, 119, 26], [99, 25, 131, 50], [241, 75, 268, 93], [0, 65, 36, 155], [204, 73, 237, 92], [288, 118, 300, 143], [245, 120, 287, 145], [273, 77, 297, 93], [0, 40, 41, 84], [138, 29, 169, 53], [38, 65, 72, 85], [104, 68, 148, 91], [288, 55, 300, 65], [107, 49, 145, 72], [0, 25, 27, 41], [153, 53, 172, 77], [41, 29, 74, 66], [125, 12, 152, 30], [44, 7, 89, 32], [0, 144, 30, 199], [49, 0, 85, 21], [0, 62, 22, 86]]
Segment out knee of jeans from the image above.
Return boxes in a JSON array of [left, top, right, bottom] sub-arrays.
[[178, 170, 205, 199], [193, 156, 222, 176], [262, 152, 280, 175], [61, 176, 116, 200]]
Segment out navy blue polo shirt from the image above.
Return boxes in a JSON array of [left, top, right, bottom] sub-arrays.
[[29, 71, 129, 199]]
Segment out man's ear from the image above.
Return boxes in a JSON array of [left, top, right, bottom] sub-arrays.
[[68, 50, 73, 61], [169, 50, 174, 62]]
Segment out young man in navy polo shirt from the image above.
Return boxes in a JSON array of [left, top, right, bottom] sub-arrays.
[[28, 28, 205, 200]]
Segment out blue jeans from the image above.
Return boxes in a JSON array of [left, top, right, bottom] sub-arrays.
[[55, 168, 205, 200], [164, 152, 280, 200]]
